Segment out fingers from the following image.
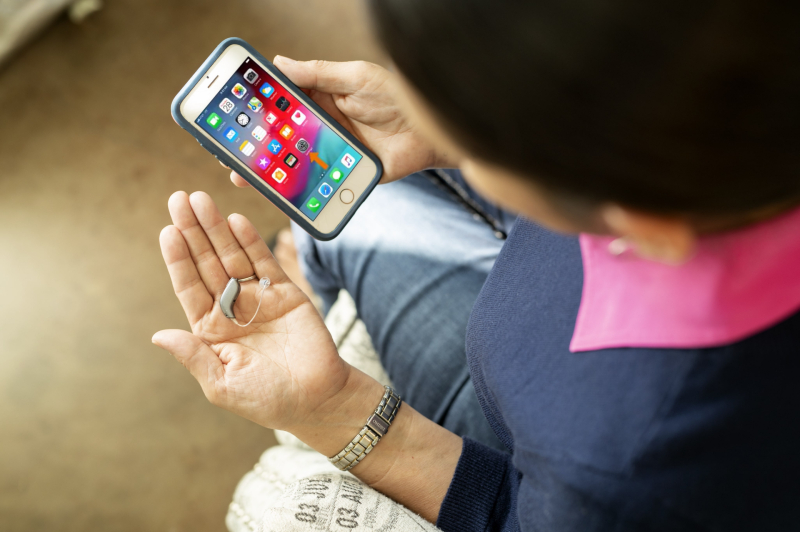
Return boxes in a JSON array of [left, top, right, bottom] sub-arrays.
[[168, 191, 229, 294], [274, 56, 369, 95], [159, 225, 213, 326], [152, 329, 223, 401], [167, 191, 289, 299], [188, 191, 254, 279], [230, 171, 251, 188], [304, 89, 354, 130], [227, 213, 290, 285]]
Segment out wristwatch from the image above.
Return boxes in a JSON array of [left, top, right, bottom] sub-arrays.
[[328, 386, 402, 471]]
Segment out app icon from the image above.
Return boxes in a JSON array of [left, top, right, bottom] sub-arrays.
[[284, 153, 298, 168], [206, 112, 222, 128], [330, 167, 343, 181], [267, 139, 283, 154], [247, 97, 263, 113], [318, 182, 333, 198], [252, 126, 267, 141], [219, 98, 235, 114], [236, 112, 251, 127], [264, 112, 277, 125], [291, 109, 306, 125], [243, 68, 259, 84], [306, 197, 321, 212], [275, 96, 290, 112], [257, 155, 270, 170], [240, 141, 255, 157], [224, 127, 238, 142], [232, 83, 247, 99], [260, 82, 274, 98], [341, 153, 355, 168], [272, 168, 287, 183], [280, 124, 294, 139], [295, 139, 309, 153]]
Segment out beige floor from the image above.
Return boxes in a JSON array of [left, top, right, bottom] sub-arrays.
[[0, 1, 385, 530]]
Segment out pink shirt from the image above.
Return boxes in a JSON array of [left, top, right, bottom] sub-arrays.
[[570, 207, 800, 352]]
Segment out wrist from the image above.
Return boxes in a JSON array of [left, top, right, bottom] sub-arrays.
[[431, 149, 462, 170], [287, 366, 386, 457], [288, 368, 462, 524], [352, 401, 462, 523]]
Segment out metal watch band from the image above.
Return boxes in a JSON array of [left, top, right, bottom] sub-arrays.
[[328, 386, 402, 471]]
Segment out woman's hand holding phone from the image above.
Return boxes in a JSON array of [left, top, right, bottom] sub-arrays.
[[230, 57, 457, 188]]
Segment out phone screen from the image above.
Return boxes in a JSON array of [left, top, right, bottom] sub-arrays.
[[195, 58, 363, 220]]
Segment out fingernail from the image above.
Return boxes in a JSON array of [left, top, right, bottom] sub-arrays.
[[274, 55, 295, 64]]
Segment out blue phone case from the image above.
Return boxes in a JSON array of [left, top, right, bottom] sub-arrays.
[[171, 37, 383, 241]]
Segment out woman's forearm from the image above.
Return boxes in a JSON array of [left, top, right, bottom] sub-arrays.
[[353, 397, 462, 523], [288, 367, 463, 524]]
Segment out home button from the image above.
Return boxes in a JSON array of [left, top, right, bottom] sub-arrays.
[[339, 189, 354, 204]]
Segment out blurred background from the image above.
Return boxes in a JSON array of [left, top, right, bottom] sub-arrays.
[[0, 0, 386, 529]]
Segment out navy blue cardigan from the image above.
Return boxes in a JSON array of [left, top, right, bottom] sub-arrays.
[[437, 219, 800, 531]]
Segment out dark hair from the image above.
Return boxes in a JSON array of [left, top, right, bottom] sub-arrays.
[[368, 0, 800, 216]]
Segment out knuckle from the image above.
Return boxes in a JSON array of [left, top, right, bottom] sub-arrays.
[[175, 276, 203, 296], [194, 247, 218, 265], [217, 239, 241, 260], [309, 59, 330, 71]]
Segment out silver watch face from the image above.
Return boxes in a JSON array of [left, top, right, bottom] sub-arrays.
[[366, 414, 389, 437]]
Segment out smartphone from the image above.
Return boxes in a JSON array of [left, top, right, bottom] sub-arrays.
[[171, 38, 382, 240]]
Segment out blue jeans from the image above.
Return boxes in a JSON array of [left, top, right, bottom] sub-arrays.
[[293, 170, 515, 451]]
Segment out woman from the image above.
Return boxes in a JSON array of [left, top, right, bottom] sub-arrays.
[[154, 1, 800, 529]]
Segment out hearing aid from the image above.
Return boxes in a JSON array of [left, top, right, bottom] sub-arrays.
[[219, 275, 271, 327]]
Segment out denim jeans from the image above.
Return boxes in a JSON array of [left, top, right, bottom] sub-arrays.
[[293, 170, 515, 450]]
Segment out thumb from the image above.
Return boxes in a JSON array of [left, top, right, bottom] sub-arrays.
[[274, 56, 362, 95], [152, 329, 223, 398]]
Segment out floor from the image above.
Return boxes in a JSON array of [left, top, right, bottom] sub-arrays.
[[0, 1, 385, 530]]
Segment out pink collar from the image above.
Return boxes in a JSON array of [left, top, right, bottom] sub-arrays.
[[570, 207, 800, 352]]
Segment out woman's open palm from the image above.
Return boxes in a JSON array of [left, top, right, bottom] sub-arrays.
[[153, 191, 349, 430]]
